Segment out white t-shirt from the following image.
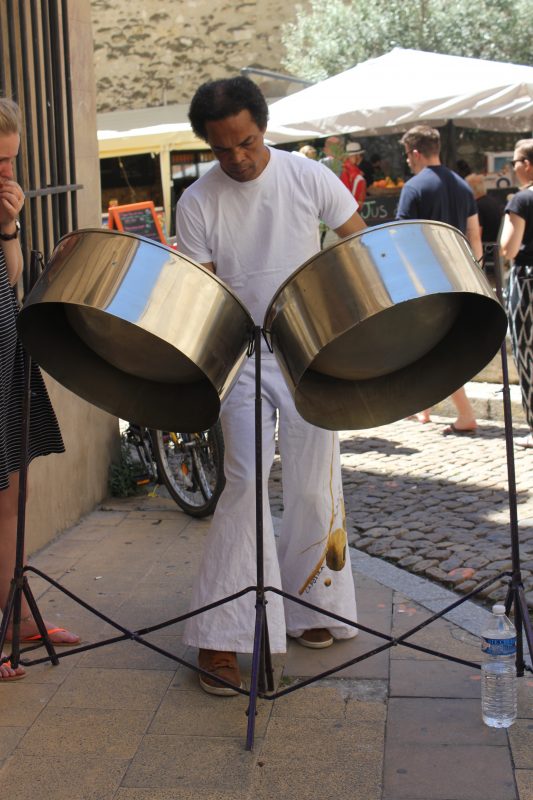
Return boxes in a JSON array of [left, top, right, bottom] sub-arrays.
[[175, 146, 357, 323]]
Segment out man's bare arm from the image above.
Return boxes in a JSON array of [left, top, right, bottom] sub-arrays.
[[334, 211, 367, 239]]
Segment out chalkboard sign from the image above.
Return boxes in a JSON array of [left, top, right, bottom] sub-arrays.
[[108, 201, 166, 243], [360, 194, 400, 226]]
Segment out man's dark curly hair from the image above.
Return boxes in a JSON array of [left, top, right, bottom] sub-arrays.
[[188, 77, 269, 142]]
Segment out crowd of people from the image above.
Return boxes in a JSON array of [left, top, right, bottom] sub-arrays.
[[2, 77, 532, 696]]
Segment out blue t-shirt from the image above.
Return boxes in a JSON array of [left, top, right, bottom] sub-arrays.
[[396, 165, 477, 233]]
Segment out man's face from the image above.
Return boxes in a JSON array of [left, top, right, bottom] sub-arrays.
[[324, 137, 343, 159], [512, 149, 529, 185], [404, 145, 422, 175], [0, 132, 19, 181], [205, 110, 269, 183]]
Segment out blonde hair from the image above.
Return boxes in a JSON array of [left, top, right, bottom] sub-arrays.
[[299, 144, 317, 159], [0, 97, 21, 136]]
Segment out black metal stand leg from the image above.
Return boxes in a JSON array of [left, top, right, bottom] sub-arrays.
[[261, 612, 274, 692], [246, 325, 272, 750], [0, 251, 60, 670], [492, 249, 532, 674]]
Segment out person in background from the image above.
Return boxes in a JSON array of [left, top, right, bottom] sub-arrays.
[[397, 125, 482, 435], [500, 139, 533, 449], [358, 150, 374, 186], [176, 77, 365, 696], [299, 144, 317, 159], [340, 142, 367, 205], [465, 173, 503, 276], [369, 153, 385, 183], [456, 159, 472, 180], [319, 135, 345, 176], [465, 173, 502, 244], [0, 98, 80, 681]]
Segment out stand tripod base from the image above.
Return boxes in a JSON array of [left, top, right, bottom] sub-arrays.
[[2, 559, 530, 750]]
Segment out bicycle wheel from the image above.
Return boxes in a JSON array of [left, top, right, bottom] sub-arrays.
[[150, 423, 225, 518]]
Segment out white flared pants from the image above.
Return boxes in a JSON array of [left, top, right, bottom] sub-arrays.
[[183, 357, 358, 653]]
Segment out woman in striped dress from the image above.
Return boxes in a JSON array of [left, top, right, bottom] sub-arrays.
[[500, 139, 533, 449], [0, 98, 79, 680]]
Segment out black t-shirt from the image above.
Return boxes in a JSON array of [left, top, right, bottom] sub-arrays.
[[505, 188, 533, 265], [396, 165, 477, 233]]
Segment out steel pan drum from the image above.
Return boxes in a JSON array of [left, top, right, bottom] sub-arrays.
[[264, 221, 507, 430], [17, 229, 254, 431]]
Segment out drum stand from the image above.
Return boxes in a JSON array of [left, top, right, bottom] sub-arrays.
[[1, 283, 532, 752]]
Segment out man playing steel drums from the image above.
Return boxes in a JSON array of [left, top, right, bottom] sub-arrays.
[[176, 77, 365, 695]]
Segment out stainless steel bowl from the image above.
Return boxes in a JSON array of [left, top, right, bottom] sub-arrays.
[[264, 221, 507, 430], [18, 229, 254, 431]]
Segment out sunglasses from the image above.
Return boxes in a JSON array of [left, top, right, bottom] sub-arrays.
[[511, 158, 526, 167]]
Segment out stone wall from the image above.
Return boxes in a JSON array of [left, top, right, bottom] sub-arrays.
[[90, 0, 308, 112]]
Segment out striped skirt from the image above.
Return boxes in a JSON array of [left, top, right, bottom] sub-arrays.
[[0, 250, 64, 490], [507, 264, 533, 431]]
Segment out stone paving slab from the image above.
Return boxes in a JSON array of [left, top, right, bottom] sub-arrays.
[[17, 707, 152, 757], [122, 734, 260, 793], [383, 742, 516, 800], [0, 752, 129, 800], [387, 697, 507, 746], [390, 658, 482, 698]]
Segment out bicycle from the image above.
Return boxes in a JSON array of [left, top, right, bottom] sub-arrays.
[[124, 422, 225, 518]]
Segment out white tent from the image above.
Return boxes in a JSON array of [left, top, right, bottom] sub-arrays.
[[266, 48, 533, 142], [97, 105, 207, 228], [97, 104, 203, 158]]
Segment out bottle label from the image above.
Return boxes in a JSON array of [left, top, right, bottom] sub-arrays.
[[482, 636, 516, 657]]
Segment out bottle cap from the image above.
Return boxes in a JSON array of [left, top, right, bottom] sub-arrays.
[[493, 603, 506, 614]]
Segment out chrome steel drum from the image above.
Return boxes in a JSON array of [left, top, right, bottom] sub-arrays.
[[18, 229, 254, 431], [264, 221, 507, 430]]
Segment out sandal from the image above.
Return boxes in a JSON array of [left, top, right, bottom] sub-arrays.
[[5, 626, 81, 647], [442, 423, 477, 436], [0, 654, 26, 681]]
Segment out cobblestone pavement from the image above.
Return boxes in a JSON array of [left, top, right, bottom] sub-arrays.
[[269, 414, 533, 611]]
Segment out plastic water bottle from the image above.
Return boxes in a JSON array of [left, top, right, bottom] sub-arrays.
[[481, 603, 517, 728]]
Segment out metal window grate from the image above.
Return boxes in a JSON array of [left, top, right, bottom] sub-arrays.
[[0, 0, 82, 294]]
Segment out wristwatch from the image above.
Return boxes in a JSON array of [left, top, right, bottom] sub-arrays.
[[0, 220, 20, 241]]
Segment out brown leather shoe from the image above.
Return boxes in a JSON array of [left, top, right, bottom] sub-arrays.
[[198, 649, 242, 696], [297, 628, 334, 649]]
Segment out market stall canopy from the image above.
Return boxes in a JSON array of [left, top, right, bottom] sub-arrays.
[[97, 102, 304, 158], [266, 48, 533, 142], [97, 104, 205, 157]]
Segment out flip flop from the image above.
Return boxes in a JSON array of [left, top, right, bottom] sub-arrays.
[[5, 627, 81, 647], [442, 423, 477, 436], [0, 657, 26, 681]]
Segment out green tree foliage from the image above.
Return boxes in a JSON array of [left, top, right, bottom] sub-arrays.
[[281, 0, 532, 82]]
